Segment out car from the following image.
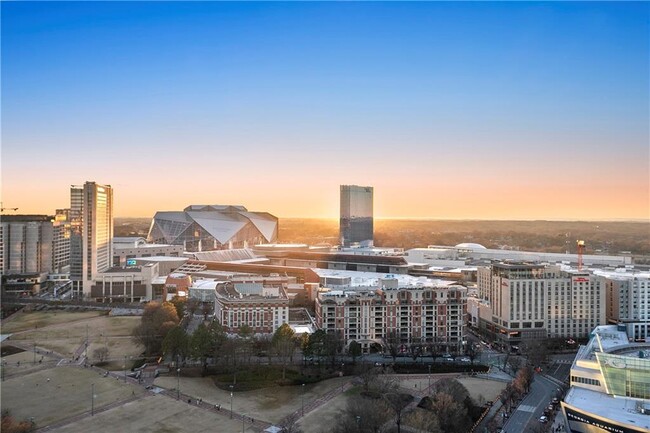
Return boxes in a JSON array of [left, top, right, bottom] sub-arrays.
[[459, 357, 471, 362], [539, 416, 548, 423], [552, 397, 560, 405], [442, 353, 453, 358]]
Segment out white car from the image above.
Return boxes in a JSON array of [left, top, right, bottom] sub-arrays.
[[539, 416, 548, 423]]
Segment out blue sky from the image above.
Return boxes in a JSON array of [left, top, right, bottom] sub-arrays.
[[2, 2, 648, 219]]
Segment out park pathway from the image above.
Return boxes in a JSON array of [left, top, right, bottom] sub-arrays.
[[34, 392, 145, 432], [278, 379, 355, 426]]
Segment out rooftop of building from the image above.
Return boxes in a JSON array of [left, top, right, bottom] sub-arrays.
[[575, 325, 650, 363], [0, 214, 53, 222], [272, 250, 409, 266], [184, 249, 268, 263], [134, 256, 188, 262], [313, 268, 456, 289], [491, 262, 547, 270], [214, 281, 287, 302], [564, 387, 650, 431], [593, 267, 650, 280]]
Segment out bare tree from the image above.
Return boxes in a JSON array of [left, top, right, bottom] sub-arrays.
[[93, 347, 109, 363], [385, 330, 401, 363], [332, 395, 392, 433], [403, 409, 442, 433]]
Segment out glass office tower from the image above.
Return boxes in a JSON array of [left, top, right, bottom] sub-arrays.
[[340, 185, 373, 247]]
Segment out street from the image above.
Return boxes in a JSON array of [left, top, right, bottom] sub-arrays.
[[503, 374, 561, 433]]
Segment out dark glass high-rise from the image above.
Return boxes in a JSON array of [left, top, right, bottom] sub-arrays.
[[340, 185, 373, 247]]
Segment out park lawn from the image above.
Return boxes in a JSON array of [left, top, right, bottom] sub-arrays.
[[1, 310, 107, 333], [50, 394, 248, 433], [154, 374, 350, 424], [1, 365, 145, 428], [457, 377, 508, 403], [7, 316, 142, 361], [298, 391, 351, 433], [1, 348, 59, 377]]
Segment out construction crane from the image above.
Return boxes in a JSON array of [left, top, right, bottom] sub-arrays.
[[577, 240, 585, 271], [0, 202, 18, 213]]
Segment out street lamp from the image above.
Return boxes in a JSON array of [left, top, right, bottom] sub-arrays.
[[124, 355, 127, 383], [302, 383, 305, 416], [230, 385, 234, 419], [428, 364, 431, 390], [176, 368, 181, 400], [91, 383, 95, 416], [242, 413, 246, 433], [356, 415, 361, 431]]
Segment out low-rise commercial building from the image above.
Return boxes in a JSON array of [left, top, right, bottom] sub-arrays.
[[214, 281, 290, 334], [112, 237, 183, 267], [89, 263, 159, 302]]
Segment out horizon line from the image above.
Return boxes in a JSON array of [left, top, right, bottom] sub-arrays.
[[112, 215, 650, 223]]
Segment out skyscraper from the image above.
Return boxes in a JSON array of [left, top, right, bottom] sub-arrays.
[[340, 185, 373, 247], [70, 182, 113, 297]]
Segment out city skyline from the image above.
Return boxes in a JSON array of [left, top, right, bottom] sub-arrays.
[[2, 2, 648, 220]]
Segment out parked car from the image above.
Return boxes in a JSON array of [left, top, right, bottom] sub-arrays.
[[539, 416, 548, 423]]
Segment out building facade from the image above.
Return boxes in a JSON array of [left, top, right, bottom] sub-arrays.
[[315, 285, 467, 352], [90, 263, 159, 303], [340, 185, 373, 247], [597, 269, 650, 341], [112, 237, 183, 267], [70, 182, 114, 297], [0, 215, 54, 291], [477, 263, 606, 345], [214, 281, 290, 334], [52, 208, 72, 273]]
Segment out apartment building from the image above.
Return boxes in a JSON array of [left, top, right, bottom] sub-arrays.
[[315, 285, 467, 352]]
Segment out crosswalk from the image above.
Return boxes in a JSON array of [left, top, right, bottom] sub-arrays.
[[517, 404, 536, 413]]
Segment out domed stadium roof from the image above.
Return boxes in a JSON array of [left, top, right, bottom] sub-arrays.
[[455, 243, 487, 250]]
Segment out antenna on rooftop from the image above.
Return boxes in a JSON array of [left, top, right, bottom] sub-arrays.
[[577, 240, 585, 271], [0, 202, 19, 213]]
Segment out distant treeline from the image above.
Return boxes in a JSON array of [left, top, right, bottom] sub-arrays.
[[114, 218, 650, 256]]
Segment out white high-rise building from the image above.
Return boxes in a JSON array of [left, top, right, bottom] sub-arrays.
[[477, 262, 606, 346], [70, 182, 113, 297], [595, 268, 650, 341]]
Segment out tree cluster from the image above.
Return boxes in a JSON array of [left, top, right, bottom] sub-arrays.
[[499, 365, 534, 411], [416, 378, 479, 433], [1, 410, 34, 433], [132, 302, 179, 356], [159, 321, 302, 378], [301, 329, 344, 366]]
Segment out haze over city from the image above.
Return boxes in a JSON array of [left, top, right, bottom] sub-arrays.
[[2, 2, 648, 220]]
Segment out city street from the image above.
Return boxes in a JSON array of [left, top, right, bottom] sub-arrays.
[[502, 374, 561, 433]]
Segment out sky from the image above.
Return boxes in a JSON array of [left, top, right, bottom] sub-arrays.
[[2, 1, 648, 220]]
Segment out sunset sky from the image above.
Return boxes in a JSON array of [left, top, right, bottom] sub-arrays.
[[2, 2, 648, 220]]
